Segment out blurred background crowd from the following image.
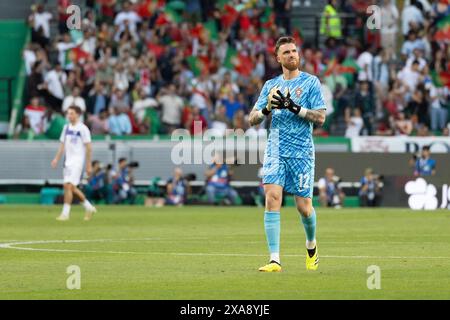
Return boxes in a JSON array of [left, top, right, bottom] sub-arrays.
[[17, 0, 450, 140]]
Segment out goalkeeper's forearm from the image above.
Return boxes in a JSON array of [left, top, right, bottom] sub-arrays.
[[303, 109, 326, 127], [249, 107, 267, 126]]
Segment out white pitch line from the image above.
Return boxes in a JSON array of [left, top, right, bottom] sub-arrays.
[[1, 239, 450, 260]]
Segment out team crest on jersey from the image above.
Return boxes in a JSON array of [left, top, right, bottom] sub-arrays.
[[295, 87, 303, 97]]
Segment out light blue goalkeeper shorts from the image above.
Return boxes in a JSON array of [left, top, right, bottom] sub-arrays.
[[262, 155, 315, 198]]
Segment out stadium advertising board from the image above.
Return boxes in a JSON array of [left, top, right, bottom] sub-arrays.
[[404, 178, 450, 210], [351, 137, 450, 153], [382, 176, 450, 210]]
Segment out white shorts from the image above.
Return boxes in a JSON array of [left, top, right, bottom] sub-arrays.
[[63, 165, 83, 186]]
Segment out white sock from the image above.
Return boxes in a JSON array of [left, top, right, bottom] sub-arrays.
[[82, 199, 93, 210], [270, 253, 280, 264], [62, 204, 71, 217], [306, 239, 317, 250]]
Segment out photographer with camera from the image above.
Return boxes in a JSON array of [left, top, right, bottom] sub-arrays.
[[318, 168, 345, 208], [85, 160, 114, 204], [205, 154, 239, 205], [359, 168, 383, 207], [165, 167, 192, 206], [113, 157, 138, 204]]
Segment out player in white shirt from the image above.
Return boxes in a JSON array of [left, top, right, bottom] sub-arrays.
[[51, 106, 96, 221]]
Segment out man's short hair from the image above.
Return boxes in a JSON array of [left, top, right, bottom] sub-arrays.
[[422, 145, 430, 151], [275, 36, 296, 55], [67, 105, 82, 115], [118, 158, 127, 163]]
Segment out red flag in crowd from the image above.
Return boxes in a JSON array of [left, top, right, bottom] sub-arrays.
[[221, 4, 239, 28]]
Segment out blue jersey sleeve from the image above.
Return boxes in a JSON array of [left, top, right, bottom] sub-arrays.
[[430, 159, 436, 170], [254, 80, 271, 111], [360, 177, 366, 186], [306, 77, 326, 110], [414, 159, 421, 174]]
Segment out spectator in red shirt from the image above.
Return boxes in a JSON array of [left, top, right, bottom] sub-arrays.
[[23, 97, 48, 134], [98, 0, 117, 24], [187, 107, 208, 136]]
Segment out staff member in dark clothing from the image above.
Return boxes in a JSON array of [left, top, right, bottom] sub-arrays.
[[271, 0, 292, 35]]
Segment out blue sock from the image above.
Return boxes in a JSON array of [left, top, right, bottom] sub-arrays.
[[301, 208, 316, 242], [264, 211, 280, 260]]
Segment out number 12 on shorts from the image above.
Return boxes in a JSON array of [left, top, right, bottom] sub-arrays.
[[298, 173, 310, 190]]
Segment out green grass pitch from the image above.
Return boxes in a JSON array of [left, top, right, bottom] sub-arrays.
[[0, 205, 449, 300]]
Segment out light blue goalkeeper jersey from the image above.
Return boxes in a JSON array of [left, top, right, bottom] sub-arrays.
[[255, 71, 326, 159]]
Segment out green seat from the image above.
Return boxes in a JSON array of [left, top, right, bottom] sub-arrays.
[[343, 196, 360, 207], [3, 193, 41, 204], [200, 193, 242, 205], [0, 194, 6, 204], [148, 177, 162, 196], [312, 198, 320, 207], [286, 196, 360, 207], [40, 188, 63, 205]]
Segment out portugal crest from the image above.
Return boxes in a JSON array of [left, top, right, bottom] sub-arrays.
[[295, 87, 303, 98]]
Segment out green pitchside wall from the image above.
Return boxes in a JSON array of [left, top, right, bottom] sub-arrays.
[[0, 20, 29, 135]]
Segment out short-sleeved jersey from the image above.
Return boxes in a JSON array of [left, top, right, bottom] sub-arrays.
[[359, 176, 377, 195], [318, 177, 339, 199], [254, 72, 326, 159], [89, 171, 105, 190], [207, 164, 230, 189], [60, 122, 91, 167], [415, 158, 436, 176], [167, 178, 187, 197]]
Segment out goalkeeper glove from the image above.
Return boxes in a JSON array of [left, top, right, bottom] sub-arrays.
[[260, 87, 280, 115], [261, 105, 271, 115], [271, 90, 302, 115]]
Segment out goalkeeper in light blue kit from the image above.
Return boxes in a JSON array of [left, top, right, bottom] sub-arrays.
[[249, 36, 326, 272]]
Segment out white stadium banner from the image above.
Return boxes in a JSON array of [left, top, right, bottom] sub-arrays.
[[404, 178, 450, 210], [351, 136, 450, 153]]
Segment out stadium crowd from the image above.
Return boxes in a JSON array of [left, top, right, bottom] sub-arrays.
[[16, 0, 449, 141]]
